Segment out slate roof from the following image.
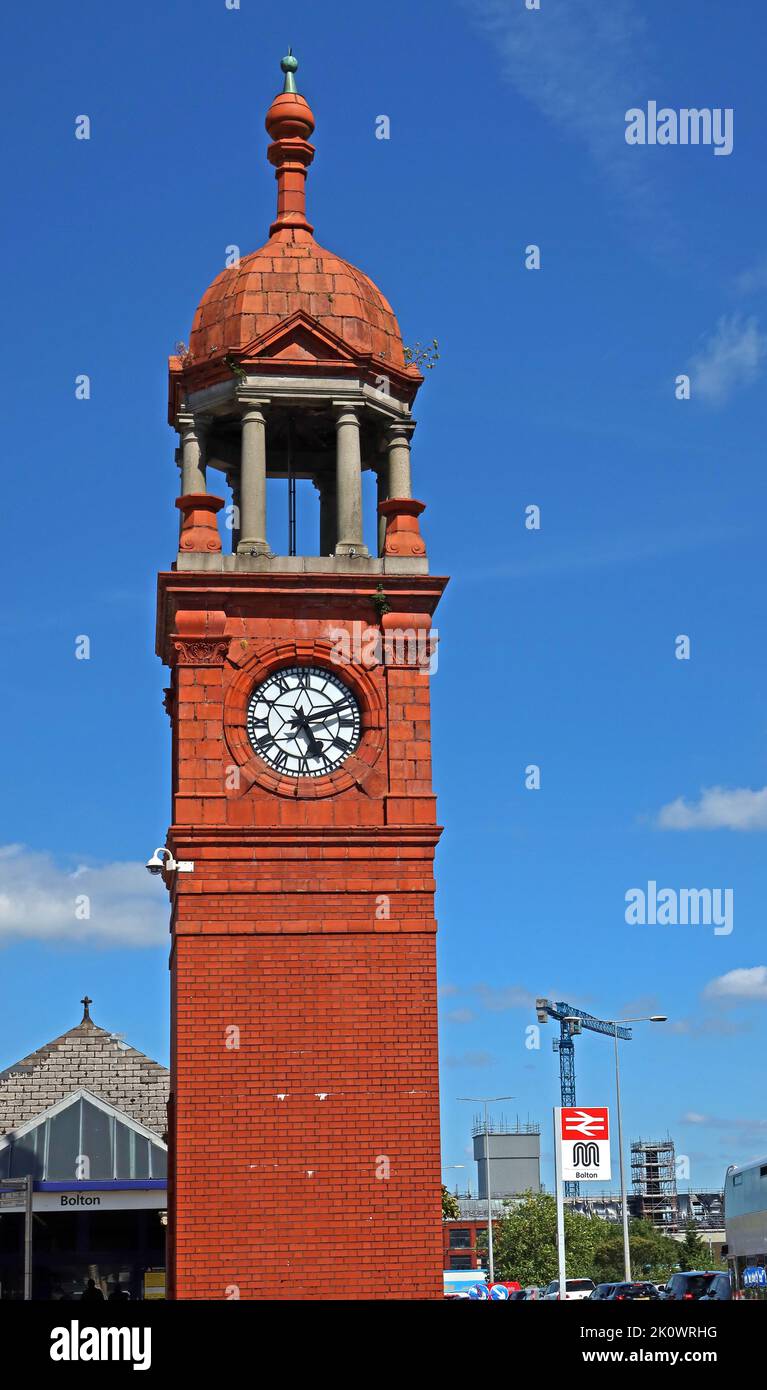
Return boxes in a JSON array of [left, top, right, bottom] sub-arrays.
[[0, 1009, 168, 1139]]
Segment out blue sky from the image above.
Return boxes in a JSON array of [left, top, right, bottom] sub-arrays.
[[1, 0, 766, 1194]]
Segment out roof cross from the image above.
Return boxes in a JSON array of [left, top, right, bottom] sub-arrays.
[[80, 995, 93, 1021]]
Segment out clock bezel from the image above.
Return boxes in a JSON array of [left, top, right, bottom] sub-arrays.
[[223, 638, 386, 799], [245, 663, 362, 781]]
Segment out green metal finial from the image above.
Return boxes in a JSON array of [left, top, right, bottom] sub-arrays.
[[281, 48, 299, 94]]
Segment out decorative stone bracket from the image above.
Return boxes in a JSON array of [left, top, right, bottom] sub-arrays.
[[378, 497, 427, 558], [176, 494, 224, 553]]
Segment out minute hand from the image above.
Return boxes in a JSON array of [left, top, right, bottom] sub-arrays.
[[305, 702, 347, 722]]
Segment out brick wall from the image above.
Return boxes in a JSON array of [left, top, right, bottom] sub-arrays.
[[159, 573, 446, 1300]]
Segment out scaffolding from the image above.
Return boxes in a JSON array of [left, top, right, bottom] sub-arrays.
[[631, 1136, 679, 1230]]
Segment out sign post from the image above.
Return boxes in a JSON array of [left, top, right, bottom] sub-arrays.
[[554, 1107, 611, 1299], [553, 1110, 567, 1298]]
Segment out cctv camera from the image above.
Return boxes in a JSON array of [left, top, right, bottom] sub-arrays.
[[146, 847, 175, 875]]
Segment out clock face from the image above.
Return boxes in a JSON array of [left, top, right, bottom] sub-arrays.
[[246, 665, 361, 778]]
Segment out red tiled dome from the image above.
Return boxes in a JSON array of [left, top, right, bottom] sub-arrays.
[[188, 233, 406, 369], [187, 55, 406, 372]]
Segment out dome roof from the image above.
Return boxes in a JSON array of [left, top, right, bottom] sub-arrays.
[[186, 53, 407, 373], [188, 235, 406, 369]]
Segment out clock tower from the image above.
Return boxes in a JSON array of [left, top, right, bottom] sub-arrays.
[[156, 54, 447, 1300]]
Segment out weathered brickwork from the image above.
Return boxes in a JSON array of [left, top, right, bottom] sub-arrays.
[[159, 583, 446, 1299]]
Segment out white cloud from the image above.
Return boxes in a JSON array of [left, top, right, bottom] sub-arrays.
[[689, 314, 767, 404], [0, 844, 167, 947], [474, 983, 534, 1011], [656, 785, 767, 831], [704, 966, 767, 1002], [443, 1051, 496, 1070], [446, 1008, 476, 1025], [462, 0, 658, 217], [735, 258, 767, 295]]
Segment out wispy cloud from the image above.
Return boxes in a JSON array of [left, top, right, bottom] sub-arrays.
[[656, 786, 767, 831], [461, 521, 752, 584], [681, 1110, 767, 1136], [668, 1016, 752, 1039], [446, 1008, 476, 1025], [443, 1050, 497, 1070], [474, 983, 534, 1012], [688, 314, 767, 404], [735, 258, 767, 295], [0, 844, 166, 948], [704, 967, 767, 1003], [462, 0, 660, 220]]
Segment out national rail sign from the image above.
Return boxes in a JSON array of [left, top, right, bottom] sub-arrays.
[[556, 1106, 611, 1182]]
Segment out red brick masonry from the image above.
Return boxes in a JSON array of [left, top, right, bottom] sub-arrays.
[[158, 571, 447, 1299]]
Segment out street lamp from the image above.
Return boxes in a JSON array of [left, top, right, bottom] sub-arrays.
[[458, 1095, 513, 1284], [604, 1015, 667, 1282], [442, 1163, 466, 1195]]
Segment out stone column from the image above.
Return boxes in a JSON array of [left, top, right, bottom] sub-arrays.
[[225, 470, 241, 553], [237, 404, 270, 555], [376, 466, 388, 556], [178, 413, 207, 494], [385, 421, 414, 500], [315, 473, 337, 556], [334, 405, 368, 556]]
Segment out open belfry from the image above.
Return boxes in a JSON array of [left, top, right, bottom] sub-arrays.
[[156, 54, 447, 1299]]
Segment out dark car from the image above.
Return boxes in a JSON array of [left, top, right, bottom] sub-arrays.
[[589, 1283, 618, 1300], [664, 1271, 731, 1301], [607, 1281, 660, 1301]]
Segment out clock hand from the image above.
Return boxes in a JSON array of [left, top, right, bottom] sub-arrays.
[[290, 710, 324, 758]]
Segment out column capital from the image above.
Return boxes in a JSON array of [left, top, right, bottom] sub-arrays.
[[234, 391, 270, 414], [333, 402, 360, 425], [385, 419, 416, 444]]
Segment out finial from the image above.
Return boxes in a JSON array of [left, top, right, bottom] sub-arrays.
[[281, 48, 299, 94], [80, 995, 93, 1021]]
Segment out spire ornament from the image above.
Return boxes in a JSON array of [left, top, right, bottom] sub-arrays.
[[265, 51, 316, 238]]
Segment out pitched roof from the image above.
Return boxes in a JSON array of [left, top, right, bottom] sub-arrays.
[[0, 1012, 168, 1138]]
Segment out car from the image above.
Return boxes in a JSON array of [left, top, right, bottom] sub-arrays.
[[508, 1289, 528, 1300], [664, 1270, 731, 1301], [543, 1278, 596, 1301], [607, 1281, 661, 1301], [524, 1286, 545, 1300], [589, 1282, 619, 1300]]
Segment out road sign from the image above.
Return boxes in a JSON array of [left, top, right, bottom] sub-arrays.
[[557, 1106, 611, 1181]]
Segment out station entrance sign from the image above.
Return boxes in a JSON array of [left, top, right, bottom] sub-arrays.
[[556, 1107, 611, 1182]]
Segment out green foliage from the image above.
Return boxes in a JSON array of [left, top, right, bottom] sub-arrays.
[[486, 1195, 683, 1286], [442, 1185, 461, 1221], [403, 338, 440, 371], [678, 1221, 708, 1271]]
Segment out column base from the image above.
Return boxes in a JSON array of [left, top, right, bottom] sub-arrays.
[[334, 541, 370, 558], [237, 538, 272, 557]]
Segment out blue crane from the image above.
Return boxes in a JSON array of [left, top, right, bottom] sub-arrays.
[[535, 999, 632, 1197]]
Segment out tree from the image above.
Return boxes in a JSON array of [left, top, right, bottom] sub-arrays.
[[485, 1192, 601, 1287], [678, 1221, 708, 1271], [442, 1185, 460, 1221], [592, 1219, 680, 1283]]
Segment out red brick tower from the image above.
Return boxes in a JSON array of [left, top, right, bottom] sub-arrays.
[[156, 53, 447, 1300]]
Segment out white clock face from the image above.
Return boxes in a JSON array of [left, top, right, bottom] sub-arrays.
[[246, 665, 361, 778]]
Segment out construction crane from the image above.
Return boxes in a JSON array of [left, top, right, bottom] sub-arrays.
[[535, 999, 632, 1197]]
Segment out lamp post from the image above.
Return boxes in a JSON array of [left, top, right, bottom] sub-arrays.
[[605, 1015, 667, 1282], [458, 1095, 513, 1284]]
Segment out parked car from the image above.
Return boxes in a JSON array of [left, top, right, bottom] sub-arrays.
[[607, 1281, 661, 1301], [543, 1278, 595, 1301], [524, 1286, 545, 1300], [589, 1282, 618, 1300], [664, 1271, 731, 1301]]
